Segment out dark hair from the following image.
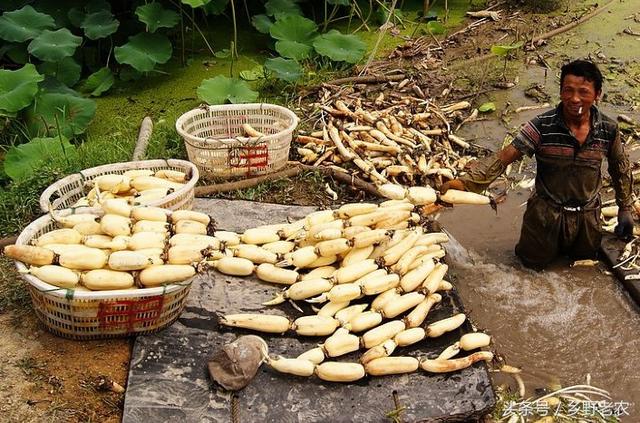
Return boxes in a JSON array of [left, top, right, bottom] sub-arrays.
[[560, 60, 603, 92]]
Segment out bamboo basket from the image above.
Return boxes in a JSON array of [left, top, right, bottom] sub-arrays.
[[175, 103, 298, 179], [39, 159, 199, 213], [14, 210, 193, 340]]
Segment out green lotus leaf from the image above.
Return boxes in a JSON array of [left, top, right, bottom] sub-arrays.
[[181, 0, 210, 8], [478, 102, 496, 113], [25, 91, 96, 137], [240, 65, 265, 81], [80, 67, 114, 97], [265, 0, 301, 19], [328, 0, 350, 5], [0, 63, 43, 116], [37, 57, 81, 87], [426, 20, 445, 35], [251, 14, 273, 34], [264, 57, 302, 82], [114, 32, 172, 72], [67, 7, 85, 27], [490, 41, 524, 57], [28, 28, 82, 62], [313, 30, 366, 63], [1, 43, 29, 64], [81, 10, 119, 40], [275, 40, 313, 60], [270, 14, 317, 43], [4, 136, 77, 182], [197, 75, 258, 105], [136, 3, 179, 32], [0, 5, 56, 42], [39, 75, 79, 96], [203, 0, 229, 15], [34, 0, 87, 27]]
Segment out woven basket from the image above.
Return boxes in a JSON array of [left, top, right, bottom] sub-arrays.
[[176, 103, 298, 179], [14, 210, 193, 340], [39, 159, 199, 213]]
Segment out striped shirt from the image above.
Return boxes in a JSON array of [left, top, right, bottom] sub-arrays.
[[512, 103, 633, 208]]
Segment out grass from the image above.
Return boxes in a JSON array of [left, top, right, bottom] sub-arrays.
[[0, 113, 188, 238], [0, 256, 32, 314]]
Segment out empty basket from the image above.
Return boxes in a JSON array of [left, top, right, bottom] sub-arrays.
[[176, 103, 298, 179]]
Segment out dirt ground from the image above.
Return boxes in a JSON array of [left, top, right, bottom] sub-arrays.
[[0, 312, 129, 422], [1, 2, 633, 422]]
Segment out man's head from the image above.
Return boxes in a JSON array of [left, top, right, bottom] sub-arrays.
[[559, 60, 602, 120]]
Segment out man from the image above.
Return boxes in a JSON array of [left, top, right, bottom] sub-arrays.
[[443, 59, 634, 269]]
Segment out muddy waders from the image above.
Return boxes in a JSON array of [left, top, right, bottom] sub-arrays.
[[515, 195, 602, 269]]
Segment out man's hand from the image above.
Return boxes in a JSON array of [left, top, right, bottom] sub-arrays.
[[440, 179, 466, 194], [614, 209, 634, 238]]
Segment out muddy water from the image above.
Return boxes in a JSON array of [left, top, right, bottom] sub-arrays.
[[439, 193, 640, 419], [438, 1, 640, 414]]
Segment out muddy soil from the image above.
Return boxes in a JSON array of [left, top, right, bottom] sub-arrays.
[[0, 312, 129, 422]]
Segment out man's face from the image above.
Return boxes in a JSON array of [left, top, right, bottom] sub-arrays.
[[560, 74, 600, 120]]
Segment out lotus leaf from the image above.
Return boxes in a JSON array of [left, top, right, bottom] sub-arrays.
[[478, 102, 496, 113], [197, 75, 258, 104], [33, 0, 85, 27], [4, 136, 78, 182], [240, 65, 265, 81], [270, 15, 317, 60], [81, 10, 119, 40], [313, 30, 366, 63], [37, 57, 82, 87], [0, 5, 56, 42], [490, 41, 524, 57], [265, 0, 302, 18], [0, 64, 43, 117], [203, 0, 229, 15], [67, 8, 85, 27], [2, 43, 29, 64], [264, 57, 302, 82], [25, 91, 96, 137], [251, 14, 273, 34], [275, 40, 313, 60], [39, 76, 80, 96], [136, 3, 180, 32], [114, 32, 172, 72], [80, 67, 114, 97], [28, 28, 82, 62], [270, 14, 317, 43], [328, 0, 350, 5], [181, 0, 211, 8]]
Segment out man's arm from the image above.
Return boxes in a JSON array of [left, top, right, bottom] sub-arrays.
[[444, 144, 523, 193], [608, 129, 634, 210], [442, 115, 540, 193]]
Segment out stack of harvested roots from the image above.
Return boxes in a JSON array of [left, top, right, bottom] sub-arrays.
[[4, 205, 216, 290], [73, 168, 189, 208], [210, 200, 493, 383], [296, 89, 485, 192]]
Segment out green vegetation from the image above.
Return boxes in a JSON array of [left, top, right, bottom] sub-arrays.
[[0, 0, 479, 237]]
